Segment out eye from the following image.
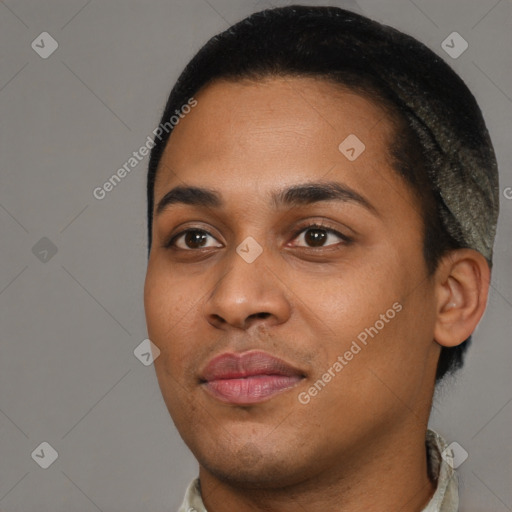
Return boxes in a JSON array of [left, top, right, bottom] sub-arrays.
[[166, 229, 222, 250], [163, 222, 351, 251], [291, 223, 351, 248]]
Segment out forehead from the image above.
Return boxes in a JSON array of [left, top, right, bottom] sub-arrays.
[[154, 76, 404, 211]]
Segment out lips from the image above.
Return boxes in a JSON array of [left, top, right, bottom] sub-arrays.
[[200, 350, 305, 404]]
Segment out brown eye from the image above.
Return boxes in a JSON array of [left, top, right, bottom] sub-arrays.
[[292, 224, 350, 248], [184, 230, 208, 249], [166, 229, 222, 250], [304, 227, 328, 247]]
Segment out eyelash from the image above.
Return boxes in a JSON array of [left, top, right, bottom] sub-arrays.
[[163, 222, 352, 251]]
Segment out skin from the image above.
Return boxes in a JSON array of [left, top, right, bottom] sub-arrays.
[[144, 76, 490, 512]]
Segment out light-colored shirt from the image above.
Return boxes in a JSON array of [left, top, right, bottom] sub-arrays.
[[177, 428, 458, 512]]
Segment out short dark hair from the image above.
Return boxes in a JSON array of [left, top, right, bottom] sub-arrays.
[[147, 5, 497, 382]]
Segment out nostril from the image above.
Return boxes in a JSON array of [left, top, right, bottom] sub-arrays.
[[253, 312, 271, 319], [211, 314, 226, 325]]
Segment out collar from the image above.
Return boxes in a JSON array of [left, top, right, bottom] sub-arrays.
[[177, 428, 458, 512]]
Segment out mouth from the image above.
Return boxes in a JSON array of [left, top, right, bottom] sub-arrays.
[[199, 350, 306, 405]]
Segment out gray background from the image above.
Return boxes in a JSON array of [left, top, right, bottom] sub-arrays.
[[0, 0, 510, 510]]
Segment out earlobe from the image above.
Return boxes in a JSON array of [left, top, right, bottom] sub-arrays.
[[433, 249, 490, 348]]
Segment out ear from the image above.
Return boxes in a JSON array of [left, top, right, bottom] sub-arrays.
[[433, 249, 490, 348]]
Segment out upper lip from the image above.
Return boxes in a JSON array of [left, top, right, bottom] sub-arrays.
[[200, 350, 305, 382]]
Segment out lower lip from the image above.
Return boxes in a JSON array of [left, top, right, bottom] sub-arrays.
[[202, 375, 303, 404]]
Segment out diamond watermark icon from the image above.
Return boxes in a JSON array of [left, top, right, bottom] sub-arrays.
[[441, 32, 468, 59], [32, 237, 58, 263], [31, 32, 59, 59], [441, 441, 468, 469], [31, 442, 58, 469], [236, 236, 263, 263], [134, 338, 161, 366], [339, 134, 366, 161]]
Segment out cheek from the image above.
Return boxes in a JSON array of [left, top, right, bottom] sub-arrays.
[[145, 262, 199, 339], [311, 293, 435, 434], [144, 264, 205, 387], [303, 263, 400, 342], [300, 256, 425, 388], [144, 268, 204, 426]]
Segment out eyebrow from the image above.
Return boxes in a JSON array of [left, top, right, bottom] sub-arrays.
[[155, 181, 378, 216]]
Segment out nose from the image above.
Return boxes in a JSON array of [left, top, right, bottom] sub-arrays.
[[203, 246, 292, 331]]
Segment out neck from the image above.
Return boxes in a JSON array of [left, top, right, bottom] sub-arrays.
[[198, 422, 436, 512]]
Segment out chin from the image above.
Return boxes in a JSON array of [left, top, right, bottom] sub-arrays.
[[197, 441, 311, 490]]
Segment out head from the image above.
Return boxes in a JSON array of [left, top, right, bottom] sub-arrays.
[[144, 5, 498, 490]]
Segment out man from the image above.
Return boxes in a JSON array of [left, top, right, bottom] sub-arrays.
[[143, 5, 499, 511]]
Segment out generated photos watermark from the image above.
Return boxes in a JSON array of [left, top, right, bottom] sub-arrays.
[[298, 301, 403, 405], [92, 97, 198, 200]]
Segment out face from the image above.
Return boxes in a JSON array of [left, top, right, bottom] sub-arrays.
[[144, 77, 441, 487]]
